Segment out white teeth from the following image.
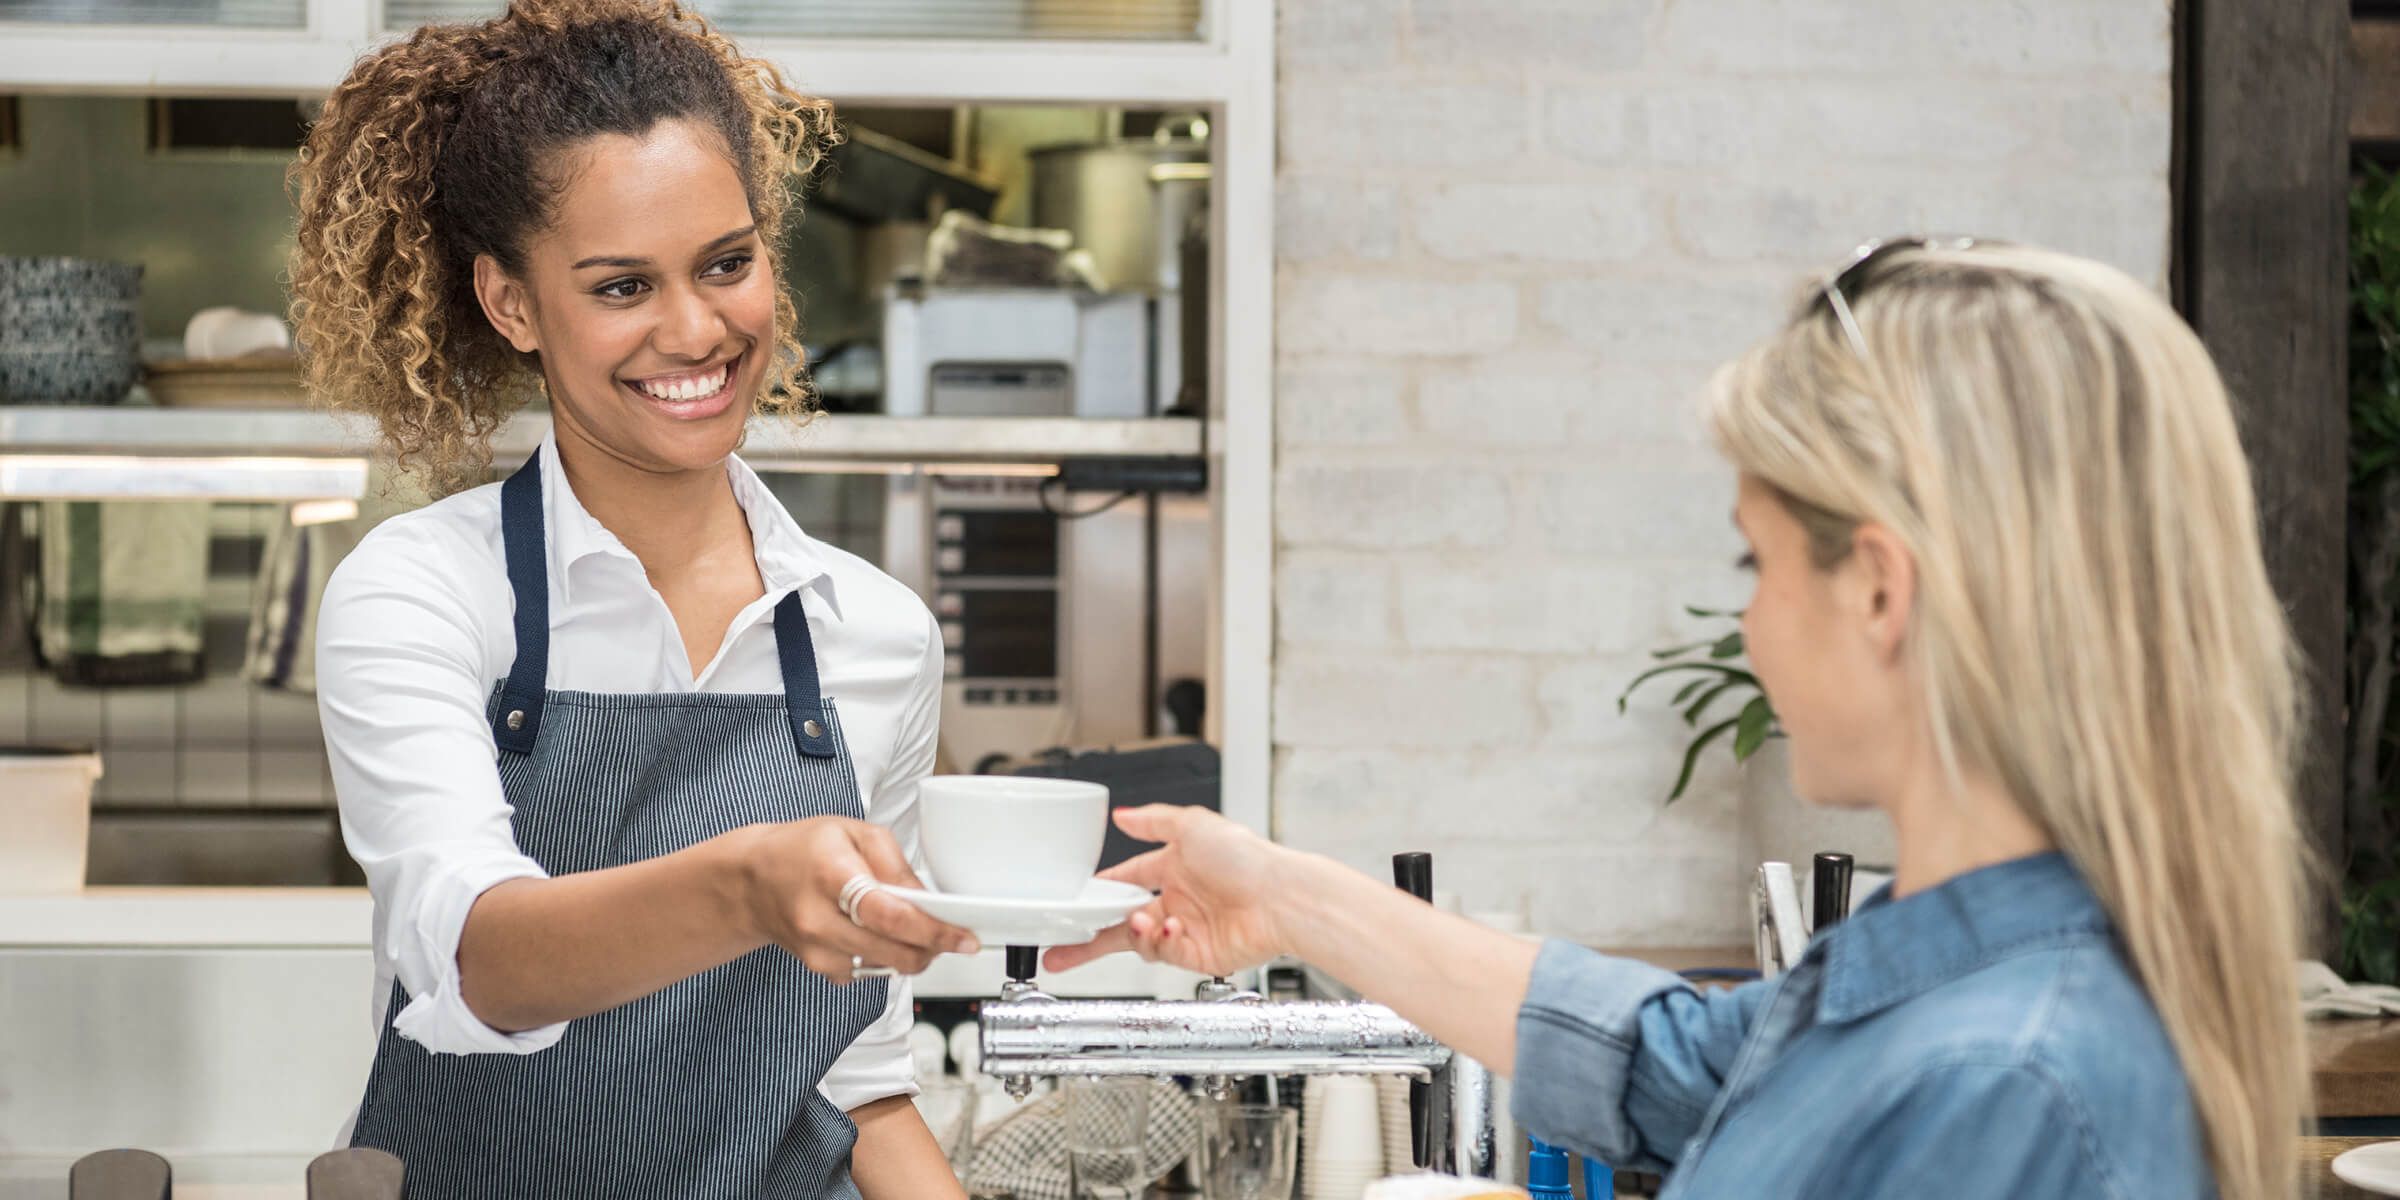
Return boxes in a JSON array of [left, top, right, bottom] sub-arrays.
[[634, 363, 728, 402]]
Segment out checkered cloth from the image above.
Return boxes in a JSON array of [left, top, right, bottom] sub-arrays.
[[961, 1080, 1197, 1200]]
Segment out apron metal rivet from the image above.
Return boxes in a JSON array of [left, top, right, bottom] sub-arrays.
[[506, 710, 525, 731], [803, 719, 824, 738]]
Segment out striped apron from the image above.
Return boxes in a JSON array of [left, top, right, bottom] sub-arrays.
[[350, 456, 887, 1199]]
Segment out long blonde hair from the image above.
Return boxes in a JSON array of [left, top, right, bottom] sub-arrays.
[[1707, 242, 2307, 1199]]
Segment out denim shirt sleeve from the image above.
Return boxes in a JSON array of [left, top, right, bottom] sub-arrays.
[[1810, 1061, 2123, 1200], [1510, 940, 1775, 1174]]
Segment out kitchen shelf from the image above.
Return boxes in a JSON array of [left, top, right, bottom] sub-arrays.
[[0, 406, 1204, 467]]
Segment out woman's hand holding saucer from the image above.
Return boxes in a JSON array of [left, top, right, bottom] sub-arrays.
[[1043, 805, 1297, 977], [737, 817, 979, 984]]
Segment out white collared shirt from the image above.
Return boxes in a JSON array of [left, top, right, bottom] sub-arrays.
[[316, 434, 938, 1112]]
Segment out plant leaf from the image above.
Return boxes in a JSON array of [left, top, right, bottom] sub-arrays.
[[1683, 605, 1743, 620], [1733, 695, 1774, 758], [1683, 678, 1744, 726], [1670, 676, 1712, 706], [1668, 716, 1741, 803], [1707, 631, 1745, 659], [1618, 661, 1760, 711], [1649, 639, 1718, 661]]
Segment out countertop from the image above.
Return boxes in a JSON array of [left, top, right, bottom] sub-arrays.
[[2306, 1136, 2391, 1199], [2316, 1018, 2400, 1119], [0, 886, 372, 948]]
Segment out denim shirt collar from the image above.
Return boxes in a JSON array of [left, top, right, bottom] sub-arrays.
[[1812, 851, 2114, 1026]]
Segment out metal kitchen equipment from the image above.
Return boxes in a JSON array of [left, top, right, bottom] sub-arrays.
[[1027, 132, 1212, 421], [975, 853, 1503, 1181], [881, 283, 1210, 770], [1027, 134, 1208, 293], [1752, 852, 1857, 977]]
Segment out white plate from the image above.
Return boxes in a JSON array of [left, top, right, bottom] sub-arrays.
[[2335, 1141, 2400, 1196], [883, 878, 1152, 947]]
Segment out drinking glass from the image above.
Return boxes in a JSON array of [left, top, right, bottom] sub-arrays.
[[1196, 1102, 1298, 1200], [1063, 1076, 1152, 1199]]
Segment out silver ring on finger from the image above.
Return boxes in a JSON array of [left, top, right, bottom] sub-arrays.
[[837, 872, 881, 926], [849, 953, 897, 980]]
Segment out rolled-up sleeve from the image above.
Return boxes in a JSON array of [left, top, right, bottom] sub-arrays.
[[818, 609, 943, 1112], [318, 522, 563, 1056], [1512, 941, 1773, 1174]]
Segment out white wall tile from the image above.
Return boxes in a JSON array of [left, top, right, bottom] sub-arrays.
[[176, 748, 252, 808], [1271, 0, 2172, 947]]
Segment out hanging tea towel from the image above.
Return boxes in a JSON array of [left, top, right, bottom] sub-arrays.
[[36, 500, 210, 686], [961, 1079, 1197, 1200]]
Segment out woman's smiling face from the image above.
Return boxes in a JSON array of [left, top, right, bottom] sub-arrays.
[[472, 116, 775, 474]]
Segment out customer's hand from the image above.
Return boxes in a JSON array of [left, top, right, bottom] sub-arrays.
[[736, 817, 978, 983], [1044, 806, 1297, 977]]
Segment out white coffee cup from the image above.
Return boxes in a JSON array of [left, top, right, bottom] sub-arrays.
[[917, 775, 1109, 900]]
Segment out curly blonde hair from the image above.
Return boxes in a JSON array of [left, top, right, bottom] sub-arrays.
[[288, 0, 838, 492]]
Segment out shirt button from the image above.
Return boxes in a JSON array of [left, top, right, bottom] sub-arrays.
[[506, 710, 525, 731], [803, 719, 825, 739]]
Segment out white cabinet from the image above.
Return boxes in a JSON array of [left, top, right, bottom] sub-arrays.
[[0, 0, 1230, 101]]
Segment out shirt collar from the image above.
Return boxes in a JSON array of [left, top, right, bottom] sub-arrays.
[[535, 432, 842, 619], [725, 449, 842, 620], [1812, 851, 2114, 1026]]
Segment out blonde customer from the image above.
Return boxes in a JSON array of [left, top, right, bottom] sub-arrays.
[[1050, 239, 2308, 1199]]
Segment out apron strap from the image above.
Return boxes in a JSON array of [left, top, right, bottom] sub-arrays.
[[773, 591, 838, 760], [491, 456, 550, 755], [490, 448, 836, 762]]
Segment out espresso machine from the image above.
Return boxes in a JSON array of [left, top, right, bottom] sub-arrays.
[[974, 853, 1504, 1181]]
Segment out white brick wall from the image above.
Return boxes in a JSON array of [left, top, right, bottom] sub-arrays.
[[1270, 0, 2172, 947]]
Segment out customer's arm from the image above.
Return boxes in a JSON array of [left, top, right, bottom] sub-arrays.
[[1046, 807, 1765, 1169]]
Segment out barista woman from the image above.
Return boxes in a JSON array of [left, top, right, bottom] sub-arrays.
[[293, 2, 974, 1195]]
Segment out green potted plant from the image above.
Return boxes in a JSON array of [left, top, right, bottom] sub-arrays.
[[1619, 606, 1779, 802], [2343, 158, 2400, 984]]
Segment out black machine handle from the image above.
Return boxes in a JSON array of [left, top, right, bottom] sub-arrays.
[[1393, 851, 1436, 1169], [1812, 852, 1855, 930], [306, 1148, 406, 1200], [1006, 944, 1040, 985], [68, 1149, 170, 1200]]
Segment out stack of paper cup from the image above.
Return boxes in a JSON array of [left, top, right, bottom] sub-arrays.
[[1375, 1075, 1416, 1177], [1303, 1076, 1387, 1200]]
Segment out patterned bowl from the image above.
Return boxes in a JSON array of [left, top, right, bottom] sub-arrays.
[[0, 256, 143, 405], [0, 304, 141, 346], [0, 345, 141, 405], [0, 256, 142, 300]]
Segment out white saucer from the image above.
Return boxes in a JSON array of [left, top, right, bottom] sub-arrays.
[[2335, 1141, 2400, 1196], [882, 878, 1152, 947]]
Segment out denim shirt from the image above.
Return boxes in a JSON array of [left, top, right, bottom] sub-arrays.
[[1511, 853, 2208, 1199]]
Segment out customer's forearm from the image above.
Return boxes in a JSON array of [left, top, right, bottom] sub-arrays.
[[1274, 850, 1541, 1073]]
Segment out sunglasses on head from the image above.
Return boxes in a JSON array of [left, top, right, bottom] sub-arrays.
[[1812, 235, 1986, 359]]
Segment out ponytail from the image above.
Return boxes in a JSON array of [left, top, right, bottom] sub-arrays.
[[288, 0, 836, 491]]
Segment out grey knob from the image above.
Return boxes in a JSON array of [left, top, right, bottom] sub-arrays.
[[307, 1147, 406, 1200], [69, 1149, 170, 1200]]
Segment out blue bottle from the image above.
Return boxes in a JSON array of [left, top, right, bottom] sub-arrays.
[[1526, 1137, 1574, 1200], [1527, 1136, 1614, 1198]]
